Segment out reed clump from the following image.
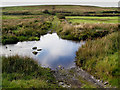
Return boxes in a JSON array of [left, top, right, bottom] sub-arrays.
[[2, 55, 59, 88], [56, 22, 118, 41], [2, 15, 53, 45], [76, 31, 119, 87]]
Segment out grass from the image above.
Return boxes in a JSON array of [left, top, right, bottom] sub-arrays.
[[66, 16, 118, 19], [2, 5, 119, 45], [2, 5, 119, 88], [2, 15, 21, 19], [78, 77, 96, 88], [2, 15, 35, 20], [2, 15, 53, 45], [56, 19, 118, 41], [76, 32, 119, 87], [3, 5, 119, 16], [67, 18, 117, 24], [2, 55, 59, 88], [3, 5, 118, 12], [66, 16, 118, 24]]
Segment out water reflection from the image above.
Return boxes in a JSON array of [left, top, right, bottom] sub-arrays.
[[1, 33, 85, 69]]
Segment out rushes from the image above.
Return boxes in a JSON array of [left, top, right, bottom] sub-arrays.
[[2, 15, 53, 45], [2, 55, 59, 88], [2, 55, 39, 74], [76, 32, 119, 87], [56, 22, 118, 41]]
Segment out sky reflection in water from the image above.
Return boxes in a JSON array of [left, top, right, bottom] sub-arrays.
[[1, 33, 85, 69]]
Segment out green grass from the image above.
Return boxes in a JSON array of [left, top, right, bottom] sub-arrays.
[[66, 16, 118, 19], [3, 5, 118, 17], [76, 32, 119, 87], [3, 5, 118, 12], [3, 6, 40, 11], [2, 5, 119, 88], [2, 16, 21, 19], [3, 79, 49, 88], [2, 15, 52, 45], [2, 15, 36, 20], [66, 16, 118, 24], [67, 19, 117, 24], [56, 17, 118, 41], [2, 55, 59, 88]]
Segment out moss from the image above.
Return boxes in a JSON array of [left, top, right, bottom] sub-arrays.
[[2, 35, 19, 45]]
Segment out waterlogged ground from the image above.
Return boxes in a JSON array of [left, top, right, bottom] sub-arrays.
[[1, 33, 85, 69]]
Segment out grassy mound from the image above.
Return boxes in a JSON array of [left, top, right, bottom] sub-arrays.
[[2, 55, 59, 88], [2, 15, 52, 45], [76, 32, 119, 87], [56, 21, 118, 41]]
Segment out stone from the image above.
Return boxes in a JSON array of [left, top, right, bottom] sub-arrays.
[[37, 49, 42, 51], [32, 51, 38, 55], [32, 47, 37, 50]]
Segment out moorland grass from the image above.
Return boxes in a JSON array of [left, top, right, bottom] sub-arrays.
[[2, 5, 119, 45], [67, 18, 118, 24], [56, 21, 118, 41], [2, 15, 36, 20], [2, 5, 119, 88], [2, 55, 59, 88], [76, 32, 119, 87], [66, 16, 118, 24], [66, 16, 118, 19], [2, 15, 53, 45], [3, 5, 119, 16]]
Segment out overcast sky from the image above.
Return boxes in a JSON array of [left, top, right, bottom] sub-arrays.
[[1, 0, 120, 7]]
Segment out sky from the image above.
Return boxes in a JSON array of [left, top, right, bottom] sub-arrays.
[[1, 0, 120, 7]]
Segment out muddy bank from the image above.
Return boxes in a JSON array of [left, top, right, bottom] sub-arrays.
[[53, 67, 106, 88]]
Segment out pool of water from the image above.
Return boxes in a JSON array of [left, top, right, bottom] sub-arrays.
[[0, 33, 85, 69]]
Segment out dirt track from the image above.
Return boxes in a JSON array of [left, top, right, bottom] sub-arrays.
[[53, 67, 105, 88]]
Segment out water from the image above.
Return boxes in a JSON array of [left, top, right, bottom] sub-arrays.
[[0, 33, 85, 69]]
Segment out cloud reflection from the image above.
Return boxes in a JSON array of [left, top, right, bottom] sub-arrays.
[[1, 33, 85, 69], [34, 33, 85, 69]]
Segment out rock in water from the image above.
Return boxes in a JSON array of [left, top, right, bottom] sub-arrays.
[[32, 51, 38, 55], [32, 47, 37, 50], [37, 49, 42, 51]]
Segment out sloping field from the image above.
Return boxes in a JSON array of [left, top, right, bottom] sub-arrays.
[[66, 16, 118, 24]]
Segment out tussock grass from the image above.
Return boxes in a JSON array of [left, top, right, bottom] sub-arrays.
[[56, 21, 118, 41], [2, 15, 53, 44], [2, 55, 59, 88], [76, 32, 119, 87]]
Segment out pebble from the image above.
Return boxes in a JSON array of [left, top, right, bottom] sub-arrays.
[[32, 47, 37, 50]]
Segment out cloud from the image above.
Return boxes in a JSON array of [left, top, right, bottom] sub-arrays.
[[1, 0, 119, 7]]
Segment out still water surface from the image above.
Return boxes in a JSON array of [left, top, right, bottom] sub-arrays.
[[1, 33, 85, 69]]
